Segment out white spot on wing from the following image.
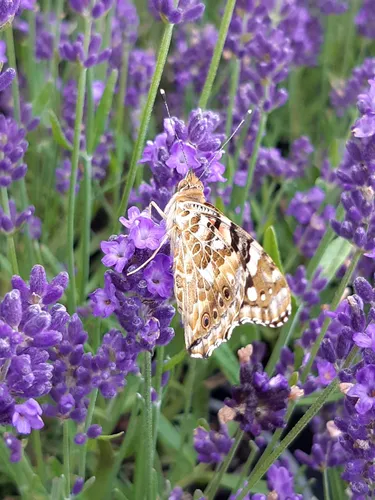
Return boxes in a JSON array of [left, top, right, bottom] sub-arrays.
[[247, 287, 258, 301], [248, 245, 260, 277], [272, 269, 281, 282]]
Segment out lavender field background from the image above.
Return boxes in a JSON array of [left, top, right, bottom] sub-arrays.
[[0, 0, 375, 499]]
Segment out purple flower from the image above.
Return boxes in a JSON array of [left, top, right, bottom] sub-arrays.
[[0, 0, 20, 28], [0, 68, 16, 92], [0, 199, 35, 234], [352, 79, 375, 138], [149, 0, 205, 25], [87, 424, 102, 438], [222, 357, 290, 437], [287, 266, 327, 321], [267, 462, 303, 500], [12, 264, 69, 309], [72, 477, 84, 496], [194, 425, 233, 464], [316, 360, 336, 386], [0, 115, 28, 187], [143, 254, 173, 299], [74, 433, 87, 445], [59, 33, 111, 68], [90, 273, 120, 318], [3, 433, 21, 462], [348, 365, 375, 415], [129, 217, 165, 250], [165, 141, 200, 176], [356, 0, 375, 39], [101, 236, 135, 273], [12, 398, 44, 434]]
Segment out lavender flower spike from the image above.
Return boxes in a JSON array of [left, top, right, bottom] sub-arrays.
[[150, 0, 205, 25], [0, 0, 20, 29]]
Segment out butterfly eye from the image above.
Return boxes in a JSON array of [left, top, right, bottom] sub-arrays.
[[223, 287, 231, 300], [202, 313, 210, 329]]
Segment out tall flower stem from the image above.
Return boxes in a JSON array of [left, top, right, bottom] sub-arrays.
[[238, 111, 268, 225], [204, 428, 244, 500], [32, 431, 45, 485], [143, 351, 153, 500], [1, 187, 19, 275], [152, 346, 165, 452], [63, 421, 71, 497], [114, 44, 130, 210], [66, 15, 93, 312], [301, 248, 362, 383], [79, 388, 99, 478], [5, 26, 34, 269], [115, 23, 174, 230], [237, 346, 359, 498], [199, 0, 237, 109]]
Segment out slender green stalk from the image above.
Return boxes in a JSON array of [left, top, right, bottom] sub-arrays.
[[162, 348, 187, 372], [114, 44, 130, 210], [301, 248, 362, 383], [66, 16, 93, 312], [341, 0, 359, 77], [204, 429, 244, 500], [32, 431, 45, 485], [323, 468, 331, 500], [265, 304, 302, 376], [236, 381, 338, 499], [233, 441, 258, 492], [143, 351, 153, 500], [80, 69, 95, 304], [225, 58, 241, 182], [79, 388, 99, 478], [63, 421, 71, 497], [5, 27, 21, 122], [152, 346, 165, 452], [1, 187, 19, 275], [199, 0, 237, 109], [115, 23, 174, 230], [238, 111, 268, 224], [26, 9, 37, 100]]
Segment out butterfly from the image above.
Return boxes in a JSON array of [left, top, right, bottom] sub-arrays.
[[147, 169, 291, 358]]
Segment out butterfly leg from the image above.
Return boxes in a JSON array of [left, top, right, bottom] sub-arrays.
[[149, 201, 167, 220], [127, 233, 169, 276]]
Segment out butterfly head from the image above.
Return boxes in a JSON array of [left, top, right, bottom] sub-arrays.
[[177, 170, 204, 195]]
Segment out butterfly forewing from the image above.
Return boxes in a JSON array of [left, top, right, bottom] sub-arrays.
[[165, 171, 291, 358]]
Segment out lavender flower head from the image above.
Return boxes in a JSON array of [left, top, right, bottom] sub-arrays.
[[149, 0, 205, 25], [0, 0, 20, 29], [194, 425, 233, 464], [0, 115, 28, 187]]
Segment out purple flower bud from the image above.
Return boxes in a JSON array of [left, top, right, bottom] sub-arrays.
[[3, 433, 21, 462], [87, 424, 102, 438], [354, 277, 374, 303], [0, 289, 22, 328], [74, 433, 87, 445]]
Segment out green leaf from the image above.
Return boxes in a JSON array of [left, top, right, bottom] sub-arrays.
[[263, 225, 284, 272], [158, 414, 195, 465], [85, 440, 115, 500], [295, 390, 343, 406], [327, 467, 346, 499], [98, 431, 124, 441], [32, 81, 54, 116], [48, 110, 73, 151], [89, 70, 118, 153], [212, 343, 239, 385], [319, 237, 352, 283]]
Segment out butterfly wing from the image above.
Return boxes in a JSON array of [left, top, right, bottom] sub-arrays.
[[172, 208, 246, 358], [171, 202, 291, 358]]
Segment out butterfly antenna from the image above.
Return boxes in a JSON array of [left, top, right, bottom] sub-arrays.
[[198, 108, 252, 181], [160, 88, 190, 171]]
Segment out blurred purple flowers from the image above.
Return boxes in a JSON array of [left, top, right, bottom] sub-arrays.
[[194, 425, 233, 464], [149, 0, 205, 25]]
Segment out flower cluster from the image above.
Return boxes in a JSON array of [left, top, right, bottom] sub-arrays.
[[149, 0, 205, 25], [0, 199, 34, 234], [0, 115, 28, 187], [219, 345, 290, 437], [332, 79, 375, 253], [356, 0, 375, 40], [91, 208, 175, 353], [59, 33, 111, 68], [194, 425, 233, 464], [287, 266, 328, 321]]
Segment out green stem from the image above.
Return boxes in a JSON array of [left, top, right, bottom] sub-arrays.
[[204, 429, 244, 500], [79, 388, 99, 478], [115, 23, 174, 230], [323, 467, 331, 500], [238, 111, 268, 225], [63, 420, 71, 497], [301, 248, 362, 383], [31, 430, 45, 485], [81, 155, 92, 304], [341, 0, 359, 77], [233, 441, 258, 492], [26, 9, 37, 100], [1, 187, 19, 275], [66, 17, 92, 312], [5, 26, 21, 122], [198, 0, 237, 109], [225, 58, 241, 181], [114, 44, 130, 211], [143, 352, 153, 500], [237, 381, 338, 499], [265, 304, 302, 377], [162, 348, 187, 372], [152, 346, 165, 453]]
